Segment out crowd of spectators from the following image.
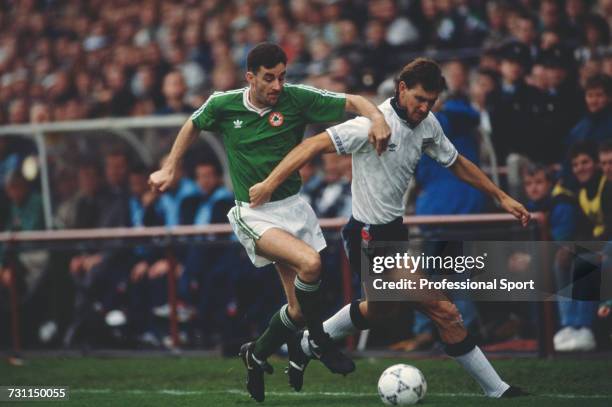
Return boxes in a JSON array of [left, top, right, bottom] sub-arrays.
[[1, 0, 612, 352]]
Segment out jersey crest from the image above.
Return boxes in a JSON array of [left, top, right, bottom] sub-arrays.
[[268, 112, 284, 127]]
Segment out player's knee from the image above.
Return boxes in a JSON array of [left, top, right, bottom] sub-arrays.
[[298, 252, 321, 282]]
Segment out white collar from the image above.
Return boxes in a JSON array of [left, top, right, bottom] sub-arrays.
[[243, 87, 272, 116]]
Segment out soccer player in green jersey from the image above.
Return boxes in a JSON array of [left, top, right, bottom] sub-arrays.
[[149, 43, 391, 402]]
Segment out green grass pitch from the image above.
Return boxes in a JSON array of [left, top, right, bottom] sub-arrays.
[[2, 355, 611, 406]]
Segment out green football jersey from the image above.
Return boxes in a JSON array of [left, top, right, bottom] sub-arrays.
[[191, 84, 346, 202]]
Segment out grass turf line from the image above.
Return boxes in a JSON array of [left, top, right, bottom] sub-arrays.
[[1, 356, 610, 406]]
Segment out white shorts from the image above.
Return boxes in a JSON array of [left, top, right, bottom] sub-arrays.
[[227, 194, 326, 267]]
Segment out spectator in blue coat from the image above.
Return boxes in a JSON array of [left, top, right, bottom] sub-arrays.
[[524, 163, 576, 241], [416, 96, 486, 215], [562, 74, 612, 186]]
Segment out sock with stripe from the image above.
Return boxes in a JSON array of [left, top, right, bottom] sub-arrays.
[[445, 334, 510, 397], [294, 276, 328, 347], [301, 300, 369, 356], [253, 304, 298, 361]]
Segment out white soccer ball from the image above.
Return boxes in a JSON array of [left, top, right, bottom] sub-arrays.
[[377, 364, 427, 406]]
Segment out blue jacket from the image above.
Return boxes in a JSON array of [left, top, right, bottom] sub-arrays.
[[566, 107, 612, 148], [526, 192, 576, 241], [416, 98, 485, 215], [561, 107, 612, 185]]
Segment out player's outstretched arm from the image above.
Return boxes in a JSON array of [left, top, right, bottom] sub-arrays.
[[149, 120, 200, 193], [449, 154, 531, 227], [345, 94, 390, 155], [249, 132, 335, 207]]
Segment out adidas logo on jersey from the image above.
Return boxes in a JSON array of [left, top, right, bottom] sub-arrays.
[[233, 119, 243, 129]]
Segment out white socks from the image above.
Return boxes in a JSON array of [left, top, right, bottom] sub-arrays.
[[301, 303, 356, 356], [452, 346, 509, 397]]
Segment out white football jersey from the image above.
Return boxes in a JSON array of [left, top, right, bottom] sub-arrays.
[[327, 98, 458, 225]]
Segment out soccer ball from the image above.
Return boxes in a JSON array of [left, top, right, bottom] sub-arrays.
[[377, 364, 427, 406]]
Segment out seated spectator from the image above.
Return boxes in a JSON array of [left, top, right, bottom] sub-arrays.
[[124, 165, 165, 346], [179, 160, 234, 340], [566, 74, 612, 154], [597, 140, 612, 343], [553, 141, 604, 352], [310, 153, 351, 219], [150, 155, 199, 227], [3, 171, 44, 232], [128, 165, 164, 228], [0, 171, 48, 344], [524, 163, 576, 241], [64, 150, 132, 348], [598, 140, 612, 238], [55, 162, 104, 229], [155, 70, 194, 115], [179, 160, 233, 226]]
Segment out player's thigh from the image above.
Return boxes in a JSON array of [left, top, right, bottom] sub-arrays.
[[255, 227, 321, 275]]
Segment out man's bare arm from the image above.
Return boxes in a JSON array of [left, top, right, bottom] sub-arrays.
[[149, 120, 199, 192], [249, 132, 335, 207], [345, 94, 390, 155], [449, 154, 531, 226]]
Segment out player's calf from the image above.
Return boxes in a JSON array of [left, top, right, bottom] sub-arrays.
[[416, 300, 466, 344]]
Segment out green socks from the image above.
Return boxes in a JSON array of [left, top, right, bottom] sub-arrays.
[[253, 304, 298, 360], [294, 276, 327, 346]]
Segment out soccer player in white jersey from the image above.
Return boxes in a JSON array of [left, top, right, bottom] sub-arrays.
[[149, 43, 391, 402], [249, 58, 530, 398]]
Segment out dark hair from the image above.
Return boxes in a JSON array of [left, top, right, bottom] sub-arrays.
[[583, 14, 610, 46], [568, 140, 598, 162], [478, 68, 500, 85], [194, 159, 222, 177], [105, 147, 129, 161], [247, 42, 287, 73], [599, 139, 612, 154], [396, 58, 447, 96], [585, 73, 612, 96], [516, 11, 538, 27], [523, 162, 553, 183], [77, 158, 101, 173], [129, 163, 148, 176]]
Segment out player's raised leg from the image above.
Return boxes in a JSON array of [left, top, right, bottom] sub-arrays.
[[254, 228, 355, 374]]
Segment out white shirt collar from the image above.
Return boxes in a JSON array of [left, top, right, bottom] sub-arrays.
[[243, 86, 272, 116]]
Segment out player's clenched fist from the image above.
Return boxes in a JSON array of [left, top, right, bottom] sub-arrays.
[[499, 195, 531, 227], [368, 113, 391, 156], [249, 182, 272, 208], [148, 167, 178, 193]]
